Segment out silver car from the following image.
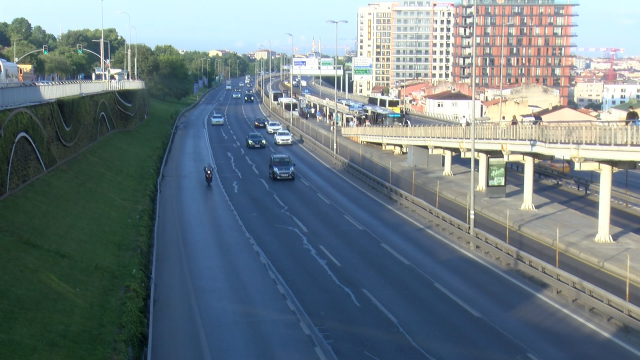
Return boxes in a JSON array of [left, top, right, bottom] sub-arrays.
[[266, 121, 282, 134], [210, 114, 224, 125], [274, 130, 292, 145]]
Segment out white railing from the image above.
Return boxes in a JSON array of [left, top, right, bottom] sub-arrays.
[[0, 80, 145, 108], [343, 123, 640, 147]]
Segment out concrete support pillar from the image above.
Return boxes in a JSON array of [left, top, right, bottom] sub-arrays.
[[520, 155, 536, 211], [595, 163, 614, 243], [476, 152, 488, 191], [443, 150, 453, 176]]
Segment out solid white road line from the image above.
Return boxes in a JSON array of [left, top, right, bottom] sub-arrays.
[[380, 243, 410, 265], [320, 245, 342, 267], [317, 193, 331, 204], [361, 289, 398, 324], [434, 283, 481, 317], [343, 215, 363, 230]]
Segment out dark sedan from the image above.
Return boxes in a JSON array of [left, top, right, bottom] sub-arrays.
[[254, 117, 268, 128], [246, 132, 266, 148]]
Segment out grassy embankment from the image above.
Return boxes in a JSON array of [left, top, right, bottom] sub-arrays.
[[0, 93, 200, 359]]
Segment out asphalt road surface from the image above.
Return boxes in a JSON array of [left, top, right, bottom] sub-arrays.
[[149, 80, 640, 360]]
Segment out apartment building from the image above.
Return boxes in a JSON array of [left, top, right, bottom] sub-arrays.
[[601, 81, 640, 111], [355, 1, 454, 96], [392, 2, 454, 83], [355, 2, 394, 96], [452, 0, 578, 106], [574, 79, 603, 107]]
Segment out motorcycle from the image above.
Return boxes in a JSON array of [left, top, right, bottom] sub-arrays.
[[204, 168, 213, 185]]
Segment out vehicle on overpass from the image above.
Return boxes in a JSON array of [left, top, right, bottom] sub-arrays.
[[268, 154, 295, 180], [0, 59, 19, 86], [368, 95, 401, 113]]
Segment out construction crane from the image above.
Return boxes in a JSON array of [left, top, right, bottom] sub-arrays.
[[575, 47, 624, 82]]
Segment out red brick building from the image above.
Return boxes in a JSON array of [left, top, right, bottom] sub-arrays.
[[452, 0, 578, 105]]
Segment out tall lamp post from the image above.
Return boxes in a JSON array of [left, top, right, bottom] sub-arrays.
[[469, 0, 478, 236], [236, 59, 239, 78], [327, 20, 348, 155], [206, 58, 210, 87], [200, 58, 205, 87], [286, 33, 294, 124], [498, 19, 514, 123], [128, 25, 138, 80], [117, 10, 131, 80], [13, 37, 22, 63]]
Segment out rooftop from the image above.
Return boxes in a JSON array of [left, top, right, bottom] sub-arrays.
[[427, 90, 472, 101]]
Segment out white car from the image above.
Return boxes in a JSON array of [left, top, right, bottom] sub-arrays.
[[266, 121, 282, 134], [210, 114, 224, 125], [239, 83, 244, 87], [274, 130, 292, 145], [225, 84, 231, 90], [232, 91, 241, 99]]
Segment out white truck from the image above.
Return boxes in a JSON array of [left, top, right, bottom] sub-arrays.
[[300, 80, 307, 87], [225, 80, 232, 90]]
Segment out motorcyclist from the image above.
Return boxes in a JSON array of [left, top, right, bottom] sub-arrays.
[[203, 165, 213, 178]]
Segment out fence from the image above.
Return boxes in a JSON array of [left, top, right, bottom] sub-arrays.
[[343, 123, 640, 147], [0, 80, 146, 108]]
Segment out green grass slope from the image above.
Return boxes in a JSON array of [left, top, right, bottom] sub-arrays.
[[0, 97, 194, 359]]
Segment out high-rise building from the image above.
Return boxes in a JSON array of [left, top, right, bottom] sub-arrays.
[[355, 2, 394, 95], [392, 2, 454, 84], [452, 0, 578, 106], [355, 1, 455, 96]]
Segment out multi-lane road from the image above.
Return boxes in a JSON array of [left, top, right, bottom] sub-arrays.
[[149, 80, 640, 359]]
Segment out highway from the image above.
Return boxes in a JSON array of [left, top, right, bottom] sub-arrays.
[[149, 80, 640, 359]]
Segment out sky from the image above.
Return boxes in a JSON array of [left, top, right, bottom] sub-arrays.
[[2, 0, 639, 57]]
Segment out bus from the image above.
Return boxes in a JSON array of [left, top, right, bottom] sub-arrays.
[[362, 105, 405, 126], [368, 95, 401, 113], [0, 59, 19, 86], [269, 90, 283, 103]]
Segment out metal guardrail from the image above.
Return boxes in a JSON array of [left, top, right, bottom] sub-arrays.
[[343, 123, 640, 147], [258, 85, 640, 334], [0, 80, 146, 109]]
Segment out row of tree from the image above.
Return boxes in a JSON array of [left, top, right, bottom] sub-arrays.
[[0, 17, 269, 100]]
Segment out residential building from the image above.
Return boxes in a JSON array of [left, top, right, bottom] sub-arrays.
[[420, 90, 482, 123], [392, 2, 454, 83], [574, 79, 603, 107], [601, 81, 640, 110], [452, 0, 578, 106], [356, 2, 394, 96], [355, 1, 455, 97], [528, 105, 596, 124]]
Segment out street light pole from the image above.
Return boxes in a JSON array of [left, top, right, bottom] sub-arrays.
[[470, 0, 478, 236], [236, 59, 239, 78], [327, 20, 348, 155], [117, 10, 131, 80], [128, 25, 138, 80], [498, 18, 513, 123], [13, 37, 21, 63], [101, 0, 104, 73], [286, 33, 294, 124]]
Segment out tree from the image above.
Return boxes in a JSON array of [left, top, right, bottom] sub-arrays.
[[0, 22, 10, 48], [148, 45, 191, 100], [9, 17, 33, 41], [43, 53, 72, 80]]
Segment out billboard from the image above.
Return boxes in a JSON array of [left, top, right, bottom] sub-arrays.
[[353, 57, 373, 81], [487, 158, 506, 187], [320, 58, 334, 70], [293, 58, 319, 70]]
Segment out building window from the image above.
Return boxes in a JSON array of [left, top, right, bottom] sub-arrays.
[[437, 101, 443, 108]]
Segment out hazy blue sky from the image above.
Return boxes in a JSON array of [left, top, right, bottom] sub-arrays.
[[3, 0, 638, 56]]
